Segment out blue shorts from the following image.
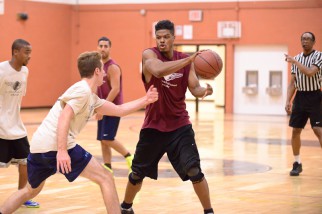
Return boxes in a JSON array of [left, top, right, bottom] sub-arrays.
[[97, 115, 120, 141], [27, 144, 92, 188]]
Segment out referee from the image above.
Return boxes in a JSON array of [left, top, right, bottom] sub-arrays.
[[285, 32, 322, 176]]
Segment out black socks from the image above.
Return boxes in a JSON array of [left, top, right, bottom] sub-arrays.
[[204, 208, 214, 214], [121, 202, 133, 209], [124, 153, 131, 158], [104, 163, 112, 169]]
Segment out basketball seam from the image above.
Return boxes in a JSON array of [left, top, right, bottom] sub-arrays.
[[195, 64, 213, 75], [198, 54, 219, 72]]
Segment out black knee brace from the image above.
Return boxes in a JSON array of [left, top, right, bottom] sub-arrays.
[[187, 167, 204, 184], [128, 172, 143, 185]]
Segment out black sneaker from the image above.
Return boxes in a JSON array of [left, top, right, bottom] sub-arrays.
[[290, 162, 302, 176], [121, 207, 134, 214]]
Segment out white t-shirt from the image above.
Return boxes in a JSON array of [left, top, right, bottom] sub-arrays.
[[30, 80, 106, 153], [0, 61, 28, 139]]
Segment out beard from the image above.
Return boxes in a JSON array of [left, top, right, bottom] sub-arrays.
[[101, 52, 109, 60]]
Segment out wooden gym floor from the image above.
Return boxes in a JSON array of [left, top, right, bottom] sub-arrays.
[[0, 101, 321, 214]]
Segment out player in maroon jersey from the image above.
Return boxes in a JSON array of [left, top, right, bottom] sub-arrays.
[[120, 20, 214, 214], [96, 37, 133, 174]]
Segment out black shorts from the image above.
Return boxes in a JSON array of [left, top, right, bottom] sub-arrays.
[[289, 90, 322, 128], [132, 124, 201, 181], [97, 116, 120, 141], [27, 144, 92, 188], [0, 136, 30, 167]]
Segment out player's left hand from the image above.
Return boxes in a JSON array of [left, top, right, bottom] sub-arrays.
[[146, 85, 158, 104], [202, 83, 213, 100]]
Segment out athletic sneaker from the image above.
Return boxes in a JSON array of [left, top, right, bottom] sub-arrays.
[[121, 207, 134, 214], [125, 155, 134, 172], [102, 163, 113, 174], [290, 162, 302, 176], [23, 200, 40, 208]]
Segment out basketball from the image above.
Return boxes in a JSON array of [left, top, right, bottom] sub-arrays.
[[194, 50, 223, 79]]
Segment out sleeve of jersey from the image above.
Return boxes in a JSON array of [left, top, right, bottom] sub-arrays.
[[290, 56, 298, 74], [0, 74, 3, 92], [59, 84, 90, 115], [23, 69, 29, 96], [0, 66, 4, 92], [313, 51, 322, 69], [93, 94, 107, 109]]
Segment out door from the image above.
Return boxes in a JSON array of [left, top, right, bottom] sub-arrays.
[[233, 45, 288, 115], [175, 44, 226, 107]]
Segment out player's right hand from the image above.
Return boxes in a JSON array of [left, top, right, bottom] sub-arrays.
[[191, 49, 212, 62], [285, 103, 292, 115], [57, 150, 72, 174], [95, 113, 103, 120]]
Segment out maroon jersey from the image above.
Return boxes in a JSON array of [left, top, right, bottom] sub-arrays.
[[97, 59, 123, 105], [141, 47, 191, 132]]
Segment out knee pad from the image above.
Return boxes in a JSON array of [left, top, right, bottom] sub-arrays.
[[187, 167, 204, 184], [128, 172, 143, 185]]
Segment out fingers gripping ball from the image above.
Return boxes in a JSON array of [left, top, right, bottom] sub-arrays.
[[194, 50, 223, 79]]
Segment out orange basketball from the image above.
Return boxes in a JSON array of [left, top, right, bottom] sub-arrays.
[[194, 50, 223, 79]]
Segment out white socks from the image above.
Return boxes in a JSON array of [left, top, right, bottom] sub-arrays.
[[294, 155, 301, 164]]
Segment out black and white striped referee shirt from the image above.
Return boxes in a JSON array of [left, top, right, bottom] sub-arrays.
[[291, 50, 322, 91]]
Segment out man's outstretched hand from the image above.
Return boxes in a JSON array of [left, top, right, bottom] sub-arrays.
[[146, 85, 158, 104]]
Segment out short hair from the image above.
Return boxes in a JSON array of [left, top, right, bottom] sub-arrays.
[[98, 36, 111, 47], [301, 32, 315, 42], [77, 51, 102, 78], [11, 39, 30, 56], [155, 20, 175, 35]]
